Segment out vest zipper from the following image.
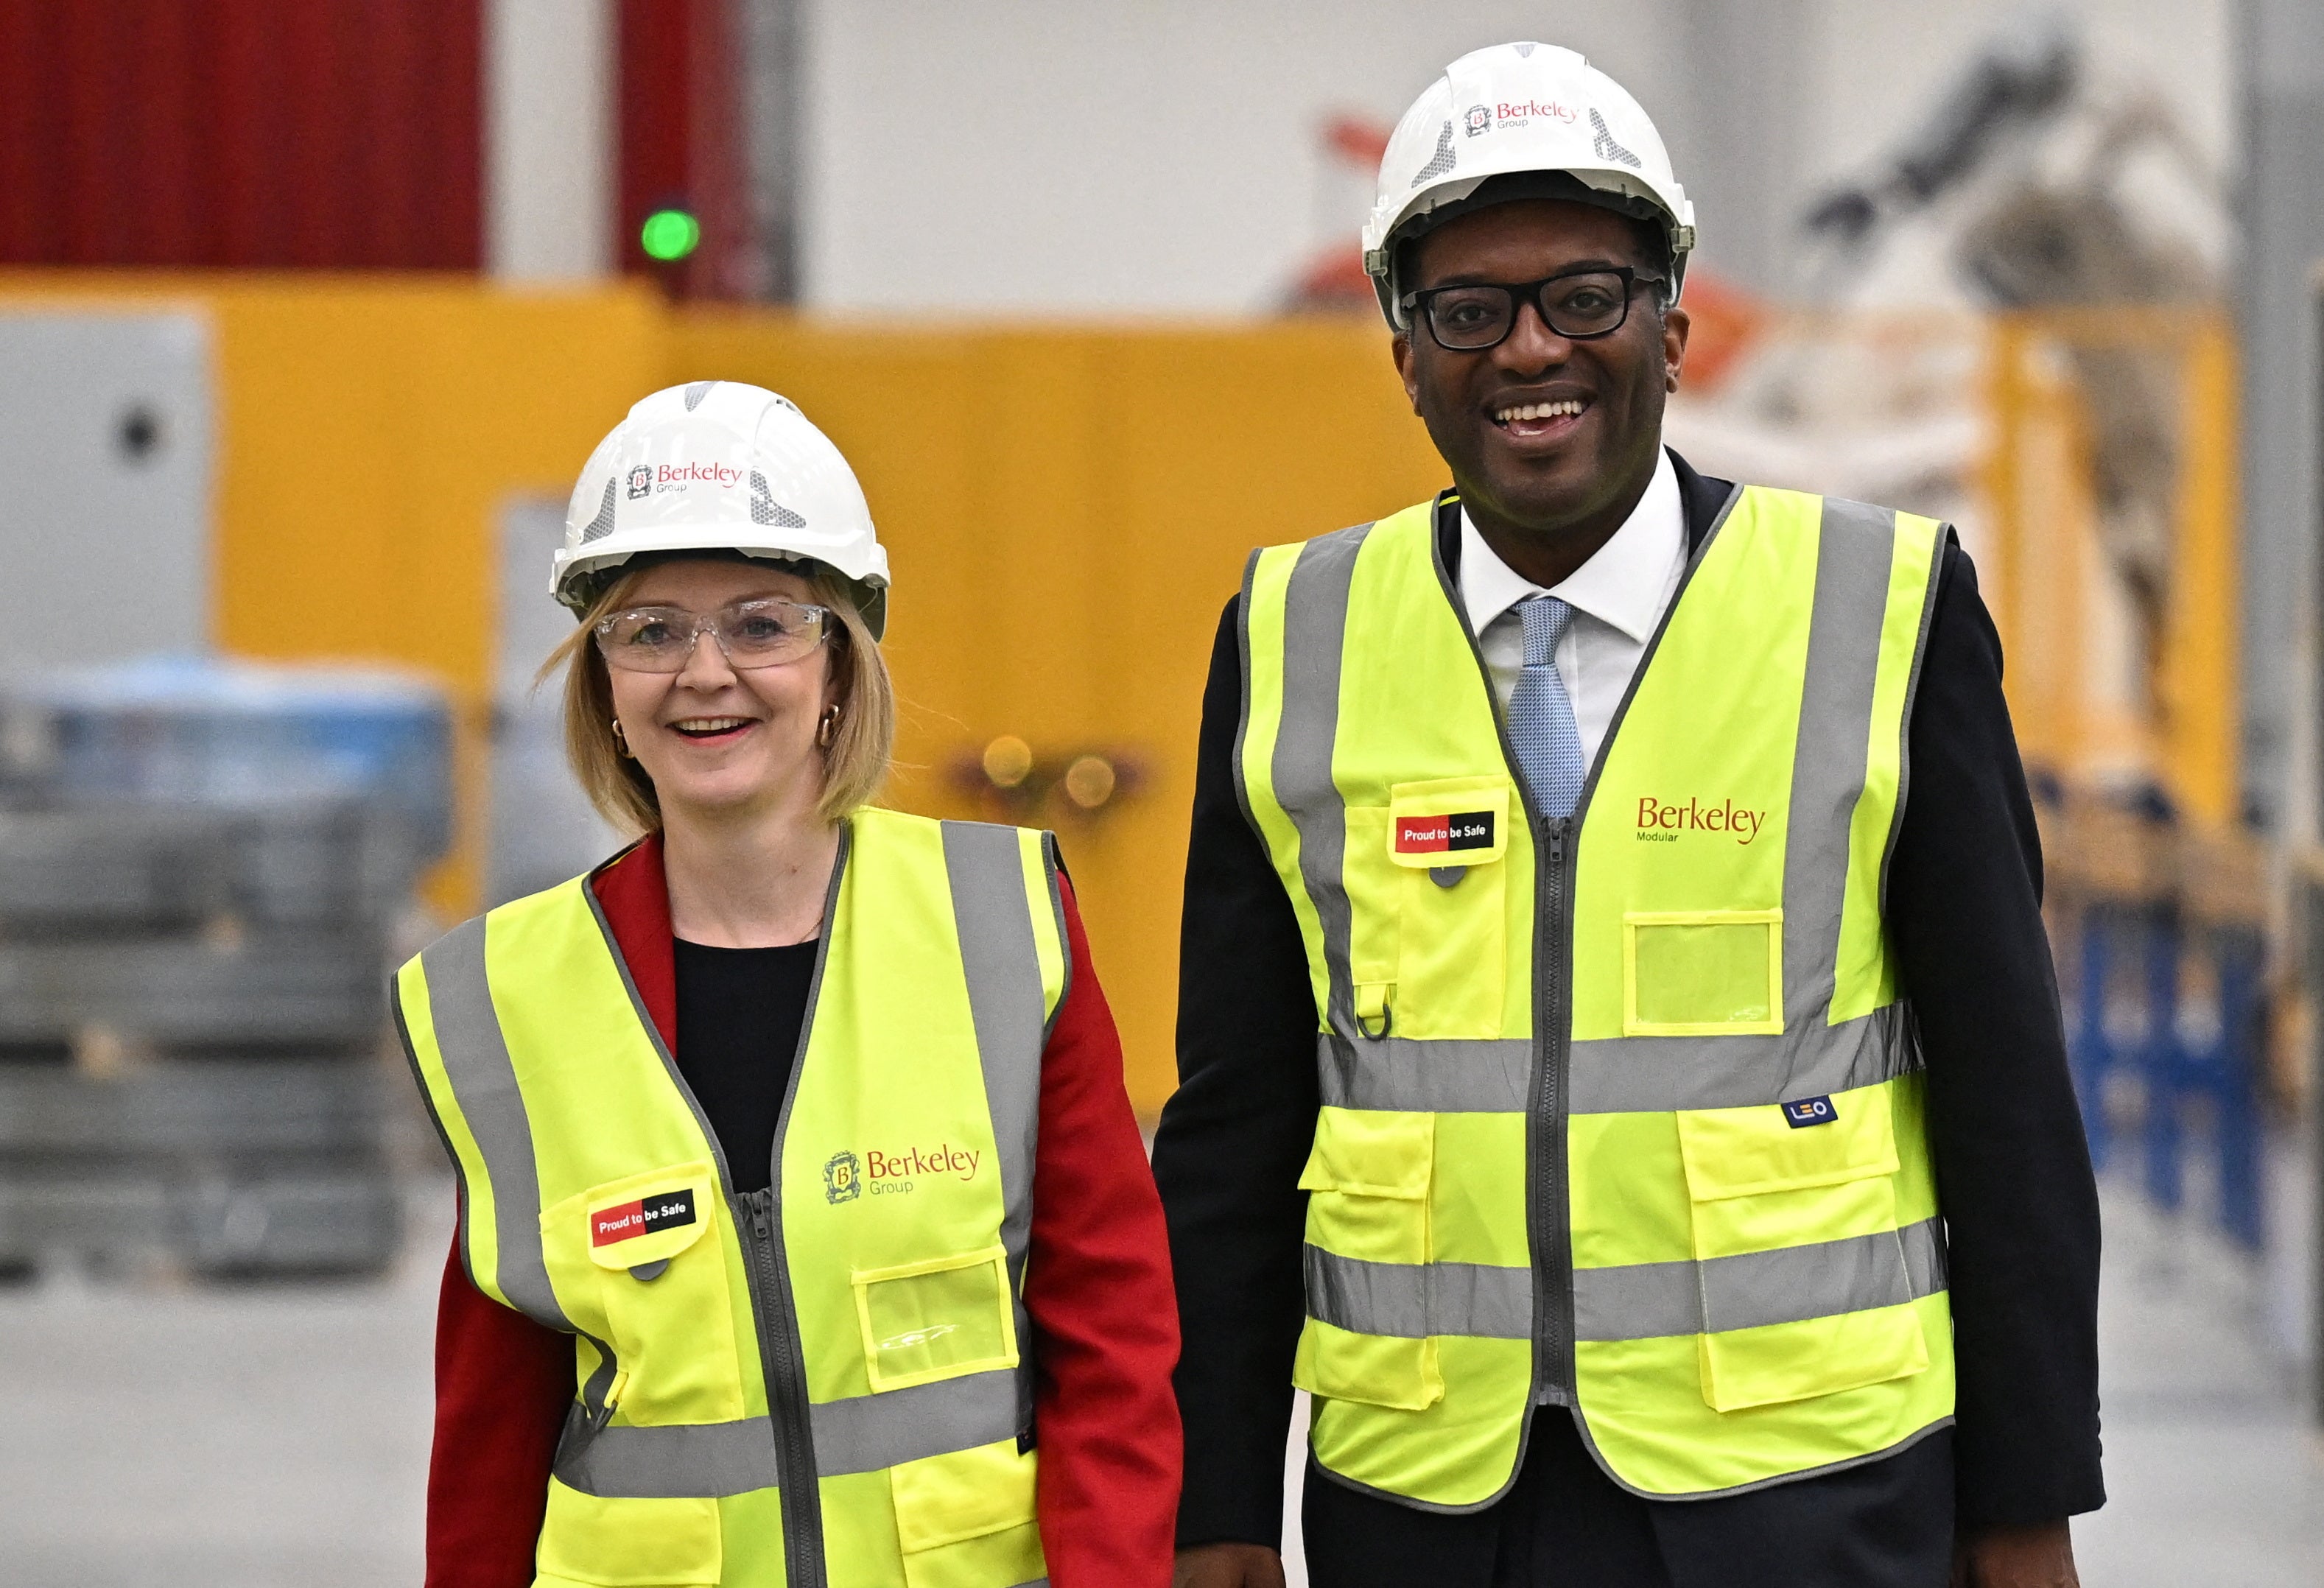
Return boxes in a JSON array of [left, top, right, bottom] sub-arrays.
[[580, 828, 850, 1588], [1531, 815, 1578, 1407], [1425, 503, 1584, 1423], [737, 1184, 825, 1588], [1425, 485, 1746, 1459]]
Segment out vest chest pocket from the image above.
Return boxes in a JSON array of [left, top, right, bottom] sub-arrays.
[[1623, 911, 1785, 1036], [561, 1162, 745, 1427], [1675, 1093, 1927, 1412], [1346, 777, 1512, 1041], [852, 1246, 1019, 1393]]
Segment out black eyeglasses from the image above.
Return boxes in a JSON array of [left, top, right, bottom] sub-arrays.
[[1401, 267, 1664, 351]]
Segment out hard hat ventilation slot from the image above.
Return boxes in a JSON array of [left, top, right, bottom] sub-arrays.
[[682, 380, 717, 411], [1590, 110, 1643, 171], [1412, 122, 1457, 186], [580, 478, 618, 543], [749, 472, 806, 529]]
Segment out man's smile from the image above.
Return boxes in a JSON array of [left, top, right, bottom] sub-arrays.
[[1491, 395, 1592, 442]]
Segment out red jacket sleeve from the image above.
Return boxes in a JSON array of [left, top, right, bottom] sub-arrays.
[[426, 840, 670, 1586], [426, 1221, 575, 1587], [1025, 876, 1184, 1587]]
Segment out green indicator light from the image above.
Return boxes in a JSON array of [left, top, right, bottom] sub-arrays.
[[640, 208, 701, 262]]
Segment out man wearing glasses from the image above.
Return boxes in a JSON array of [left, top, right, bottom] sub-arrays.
[[1155, 43, 2101, 1588]]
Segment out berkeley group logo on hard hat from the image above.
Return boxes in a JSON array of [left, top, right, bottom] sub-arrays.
[[653, 461, 745, 492], [1466, 99, 1579, 137], [626, 465, 652, 500]]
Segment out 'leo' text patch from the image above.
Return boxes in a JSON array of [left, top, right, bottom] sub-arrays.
[[1781, 1096, 1837, 1128]]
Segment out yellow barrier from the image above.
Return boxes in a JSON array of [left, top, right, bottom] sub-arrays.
[[0, 275, 1443, 1109], [1982, 306, 2241, 828]]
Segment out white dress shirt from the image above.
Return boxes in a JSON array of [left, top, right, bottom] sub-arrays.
[[1461, 449, 1688, 771]]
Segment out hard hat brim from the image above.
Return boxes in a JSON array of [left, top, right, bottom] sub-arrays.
[[1369, 169, 1692, 329]]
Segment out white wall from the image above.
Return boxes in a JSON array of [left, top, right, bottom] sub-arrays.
[[487, 0, 615, 284], [474, 0, 2235, 310], [800, 0, 1685, 315], [796, 0, 2232, 315]]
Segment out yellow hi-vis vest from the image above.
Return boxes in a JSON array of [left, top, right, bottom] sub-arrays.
[[1237, 486, 1954, 1508], [396, 808, 1066, 1588]]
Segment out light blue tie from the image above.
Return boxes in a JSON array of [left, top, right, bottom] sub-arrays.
[[1509, 595, 1584, 818]]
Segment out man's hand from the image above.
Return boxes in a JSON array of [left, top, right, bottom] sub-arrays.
[[1173, 1542, 1288, 1588], [1951, 1520, 2079, 1588]]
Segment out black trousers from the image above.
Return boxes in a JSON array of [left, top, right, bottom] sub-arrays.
[[1302, 1416, 1954, 1588]]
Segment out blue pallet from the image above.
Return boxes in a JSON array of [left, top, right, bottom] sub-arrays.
[[10, 653, 454, 861]]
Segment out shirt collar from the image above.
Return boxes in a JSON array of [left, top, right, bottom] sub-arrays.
[[1458, 448, 1685, 644]]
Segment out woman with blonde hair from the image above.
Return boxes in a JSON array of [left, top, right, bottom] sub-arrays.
[[396, 382, 1179, 1587]]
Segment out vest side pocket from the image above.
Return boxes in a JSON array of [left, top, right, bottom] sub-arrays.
[[1694, 1301, 1931, 1413], [1293, 1318, 1444, 1411], [536, 1478, 721, 1586], [1676, 1092, 1925, 1411], [1299, 1107, 1433, 1265], [888, 1438, 1045, 1588], [851, 1246, 1019, 1393]]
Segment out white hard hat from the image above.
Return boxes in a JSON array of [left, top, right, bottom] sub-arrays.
[[1363, 43, 1696, 329], [553, 381, 891, 638]]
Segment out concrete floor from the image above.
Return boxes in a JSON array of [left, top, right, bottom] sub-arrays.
[[2071, 1180, 2323, 1587], [0, 1183, 444, 1587], [0, 1177, 2317, 1586]]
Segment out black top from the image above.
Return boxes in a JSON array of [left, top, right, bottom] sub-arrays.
[[671, 937, 818, 1195], [1152, 452, 2104, 1542]]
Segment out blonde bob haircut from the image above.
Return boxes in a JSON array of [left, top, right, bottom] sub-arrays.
[[541, 557, 895, 835]]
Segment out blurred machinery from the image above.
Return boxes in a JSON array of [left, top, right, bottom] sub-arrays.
[[1665, 19, 2272, 1268], [0, 658, 451, 1279]]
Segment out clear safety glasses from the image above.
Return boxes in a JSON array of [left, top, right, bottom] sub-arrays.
[[593, 597, 831, 673]]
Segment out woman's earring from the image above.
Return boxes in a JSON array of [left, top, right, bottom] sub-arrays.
[[611, 718, 633, 759], [816, 705, 841, 748]]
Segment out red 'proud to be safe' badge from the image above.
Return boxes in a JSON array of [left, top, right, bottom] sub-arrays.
[[1394, 810, 1497, 855], [591, 1187, 698, 1247]]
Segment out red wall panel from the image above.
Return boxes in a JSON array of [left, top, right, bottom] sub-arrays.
[[617, 0, 748, 298], [0, 0, 481, 270]]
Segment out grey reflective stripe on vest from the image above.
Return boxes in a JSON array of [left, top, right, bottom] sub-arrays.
[[420, 917, 572, 1333], [1269, 524, 1372, 1040], [1305, 1246, 1531, 1338], [1319, 1005, 1917, 1116], [554, 1366, 1023, 1498], [1782, 496, 1903, 1023], [938, 819, 1047, 1436], [1576, 1216, 1948, 1341], [1316, 1033, 1531, 1112], [1568, 1003, 1917, 1116], [1304, 1218, 1945, 1343]]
